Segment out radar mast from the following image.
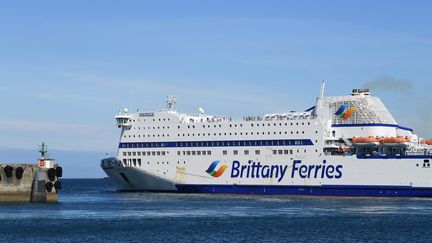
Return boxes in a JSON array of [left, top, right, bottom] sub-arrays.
[[39, 142, 48, 159], [166, 95, 176, 111]]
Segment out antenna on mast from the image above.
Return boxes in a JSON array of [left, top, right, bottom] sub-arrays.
[[39, 142, 48, 159], [320, 80, 326, 98], [166, 95, 176, 111]]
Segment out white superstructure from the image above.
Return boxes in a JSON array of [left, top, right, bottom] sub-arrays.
[[101, 84, 432, 197]]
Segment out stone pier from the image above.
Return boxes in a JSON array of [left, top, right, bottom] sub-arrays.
[[0, 164, 61, 203]]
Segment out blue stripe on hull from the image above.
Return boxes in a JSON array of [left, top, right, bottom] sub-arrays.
[[175, 184, 432, 197], [119, 139, 313, 149], [331, 123, 414, 131]]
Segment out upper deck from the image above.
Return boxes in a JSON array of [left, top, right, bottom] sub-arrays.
[[113, 87, 432, 157]]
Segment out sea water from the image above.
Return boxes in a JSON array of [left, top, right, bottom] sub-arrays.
[[0, 179, 432, 242]]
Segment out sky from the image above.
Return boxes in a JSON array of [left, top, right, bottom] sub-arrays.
[[0, 0, 431, 178]]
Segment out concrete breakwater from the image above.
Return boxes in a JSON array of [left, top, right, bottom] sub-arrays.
[[0, 163, 62, 203], [0, 143, 62, 203]]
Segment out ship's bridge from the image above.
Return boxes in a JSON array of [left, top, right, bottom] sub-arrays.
[[115, 109, 131, 128]]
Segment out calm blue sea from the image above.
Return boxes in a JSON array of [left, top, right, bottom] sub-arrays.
[[1, 179, 432, 242]]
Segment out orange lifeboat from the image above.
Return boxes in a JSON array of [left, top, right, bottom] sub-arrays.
[[380, 136, 410, 143], [352, 136, 380, 143], [422, 139, 432, 145]]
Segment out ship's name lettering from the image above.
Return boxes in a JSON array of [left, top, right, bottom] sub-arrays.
[[139, 112, 154, 117], [230, 160, 342, 182]]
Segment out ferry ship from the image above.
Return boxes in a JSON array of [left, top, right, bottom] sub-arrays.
[[101, 83, 432, 197]]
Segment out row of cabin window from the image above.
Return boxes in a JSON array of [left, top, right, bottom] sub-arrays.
[[132, 118, 171, 122], [175, 149, 302, 156], [272, 149, 318, 154], [178, 122, 312, 129], [222, 150, 259, 155], [176, 130, 313, 137], [126, 134, 171, 138], [273, 149, 295, 155], [176, 150, 212, 156], [121, 139, 310, 149], [124, 130, 318, 139], [133, 126, 170, 130], [123, 158, 142, 167], [128, 121, 313, 131], [124, 149, 310, 158], [251, 122, 311, 127], [122, 158, 173, 167], [123, 159, 188, 167], [123, 151, 169, 156]]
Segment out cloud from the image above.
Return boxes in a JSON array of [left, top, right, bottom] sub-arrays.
[[362, 75, 413, 92]]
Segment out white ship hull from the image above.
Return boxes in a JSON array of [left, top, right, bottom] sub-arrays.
[[101, 88, 432, 197], [103, 152, 432, 196]]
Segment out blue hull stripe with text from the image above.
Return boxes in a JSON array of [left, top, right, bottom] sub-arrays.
[[175, 184, 432, 197], [357, 155, 432, 159], [119, 139, 314, 149]]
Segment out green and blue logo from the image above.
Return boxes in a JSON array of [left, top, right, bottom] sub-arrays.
[[205, 160, 228, 178], [335, 104, 356, 120]]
